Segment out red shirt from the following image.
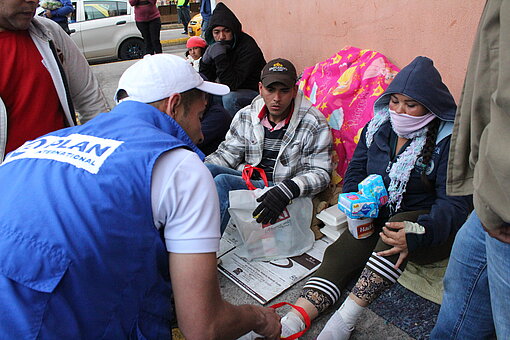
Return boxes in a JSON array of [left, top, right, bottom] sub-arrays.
[[0, 30, 66, 154]]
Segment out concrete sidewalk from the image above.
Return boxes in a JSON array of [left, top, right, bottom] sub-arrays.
[[161, 24, 190, 47], [219, 272, 414, 340], [171, 271, 415, 340]]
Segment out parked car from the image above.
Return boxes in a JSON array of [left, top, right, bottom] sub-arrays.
[[187, 13, 202, 37], [68, 0, 145, 62]]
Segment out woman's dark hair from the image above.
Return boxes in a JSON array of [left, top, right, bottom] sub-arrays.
[[420, 118, 440, 192]]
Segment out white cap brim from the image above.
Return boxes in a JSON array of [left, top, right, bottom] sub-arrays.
[[196, 80, 230, 96]]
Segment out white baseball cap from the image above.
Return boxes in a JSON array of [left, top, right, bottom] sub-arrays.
[[114, 54, 230, 104]]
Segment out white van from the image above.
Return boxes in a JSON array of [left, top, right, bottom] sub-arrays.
[[69, 0, 145, 62]]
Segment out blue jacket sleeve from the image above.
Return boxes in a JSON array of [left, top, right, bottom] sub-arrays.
[[407, 137, 473, 252], [51, 0, 74, 18], [342, 124, 369, 193]]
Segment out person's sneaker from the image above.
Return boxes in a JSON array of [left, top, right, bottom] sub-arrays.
[[317, 311, 353, 340], [181, 31, 188, 34]]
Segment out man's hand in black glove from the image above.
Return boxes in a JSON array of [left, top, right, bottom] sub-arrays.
[[253, 180, 300, 225], [201, 41, 230, 64]]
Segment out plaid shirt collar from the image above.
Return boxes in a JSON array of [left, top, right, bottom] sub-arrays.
[[258, 102, 294, 132]]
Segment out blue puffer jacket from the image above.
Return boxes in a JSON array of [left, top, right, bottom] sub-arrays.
[[343, 56, 473, 251]]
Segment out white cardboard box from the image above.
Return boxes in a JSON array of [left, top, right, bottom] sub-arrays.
[[320, 223, 347, 241], [316, 205, 348, 229], [316, 205, 348, 241]]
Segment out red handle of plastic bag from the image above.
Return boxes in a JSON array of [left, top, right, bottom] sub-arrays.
[[269, 302, 311, 340], [242, 164, 269, 190]]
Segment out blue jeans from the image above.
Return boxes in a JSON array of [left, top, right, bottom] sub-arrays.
[[221, 89, 259, 117], [177, 6, 190, 30], [205, 163, 271, 234], [431, 211, 510, 339], [200, 18, 209, 38]]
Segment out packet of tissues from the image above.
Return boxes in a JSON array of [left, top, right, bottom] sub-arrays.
[[357, 174, 389, 206], [338, 193, 379, 219]]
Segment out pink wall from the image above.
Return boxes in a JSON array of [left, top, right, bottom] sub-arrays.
[[220, 0, 485, 100]]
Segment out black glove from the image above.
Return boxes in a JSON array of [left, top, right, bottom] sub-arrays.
[[253, 180, 300, 225], [201, 41, 230, 64]]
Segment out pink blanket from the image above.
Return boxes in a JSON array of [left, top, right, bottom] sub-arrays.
[[299, 46, 399, 185]]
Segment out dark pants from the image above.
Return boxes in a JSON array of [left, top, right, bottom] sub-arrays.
[[300, 209, 458, 313], [198, 103, 232, 156], [57, 20, 71, 35], [177, 6, 191, 32], [136, 18, 162, 55], [314, 210, 454, 290]]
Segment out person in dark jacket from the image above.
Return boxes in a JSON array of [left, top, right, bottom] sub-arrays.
[[199, 2, 265, 117], [276, 57, 473, 339], [198, 95, 232, 156]]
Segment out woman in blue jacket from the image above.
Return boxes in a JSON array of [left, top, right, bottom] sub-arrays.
[[278, 57, 473, 339]]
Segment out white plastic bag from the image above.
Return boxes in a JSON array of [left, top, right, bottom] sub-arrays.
[[228, 187, 314, 261]]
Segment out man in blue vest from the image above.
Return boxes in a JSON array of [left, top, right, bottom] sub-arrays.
[[0, 54, 281, 340]]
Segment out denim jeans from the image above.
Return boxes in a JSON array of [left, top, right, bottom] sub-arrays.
[[221, 89, 259, 117], [205, 163, 272, 234], [430, 211, 510, 339], [177, 6, 190, 31], [200, 18, 209, 38]]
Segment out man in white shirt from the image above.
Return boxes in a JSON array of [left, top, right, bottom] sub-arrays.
[[0, 54, 280, 340]]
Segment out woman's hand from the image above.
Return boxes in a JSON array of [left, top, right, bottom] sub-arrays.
[[377, 222, 408, 269]]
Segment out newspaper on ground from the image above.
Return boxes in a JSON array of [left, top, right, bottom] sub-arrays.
[[218, 221, 335, 304]]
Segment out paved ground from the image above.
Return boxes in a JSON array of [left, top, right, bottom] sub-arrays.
[[91, 34, 415, 340], [220, 273, 414, 340]]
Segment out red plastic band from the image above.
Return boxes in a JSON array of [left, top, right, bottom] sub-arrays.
[[268, 302, 311, 340], [241, 164, 269, 190]]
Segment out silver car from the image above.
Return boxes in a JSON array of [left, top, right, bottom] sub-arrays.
[[69, 0, 145, 62]]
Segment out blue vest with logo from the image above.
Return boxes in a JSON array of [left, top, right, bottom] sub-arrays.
[[0, 101, 204, 339]]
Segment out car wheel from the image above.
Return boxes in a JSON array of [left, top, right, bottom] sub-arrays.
[[118, 38, 145, 60]]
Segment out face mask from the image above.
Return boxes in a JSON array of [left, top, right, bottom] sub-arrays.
[[389, 109, 436, 137]]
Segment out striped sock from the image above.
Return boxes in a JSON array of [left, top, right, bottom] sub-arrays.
[[302, 277, 341, 312]]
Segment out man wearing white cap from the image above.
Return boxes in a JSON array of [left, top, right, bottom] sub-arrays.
[[0, 54, 280, 340]]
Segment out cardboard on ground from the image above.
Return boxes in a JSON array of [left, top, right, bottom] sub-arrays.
[[218, 220, 337, 304]]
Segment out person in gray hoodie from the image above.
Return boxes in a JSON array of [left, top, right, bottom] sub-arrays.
[[277, 57, 473, 340]]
